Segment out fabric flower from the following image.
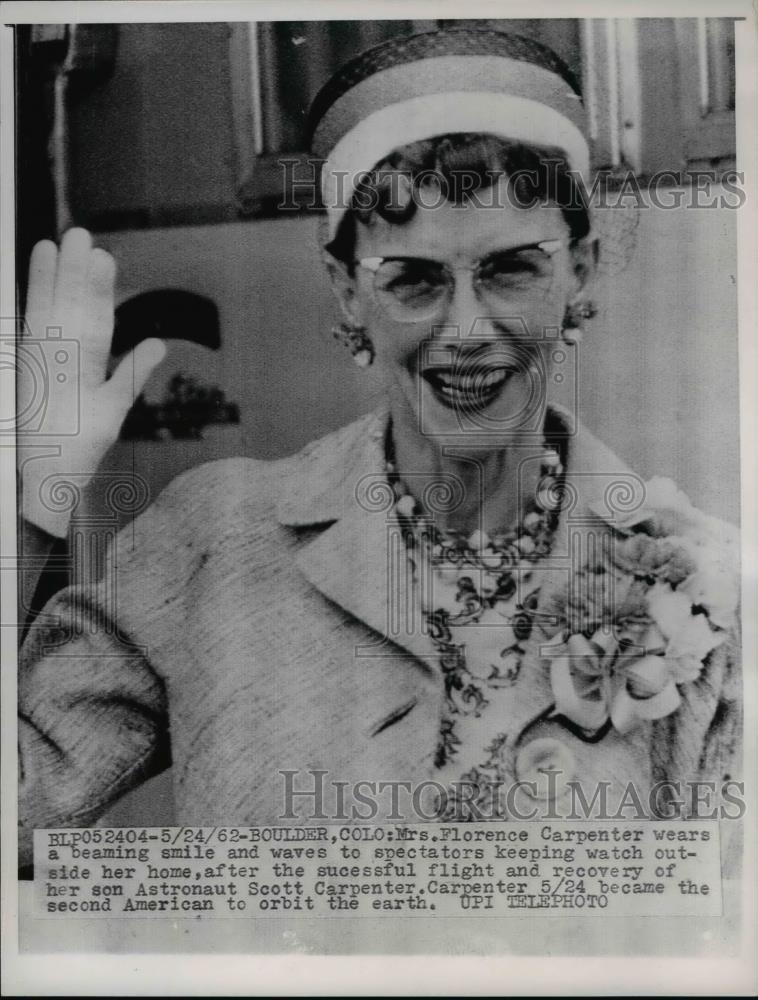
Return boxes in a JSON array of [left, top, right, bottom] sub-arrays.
[[541, 472, 737, 740], [625, 654, 671, 698], [646, 582, 721, 658], [613, 534, 697, 585], [678, 563, 739, 630], [546, 629, 682, 735]]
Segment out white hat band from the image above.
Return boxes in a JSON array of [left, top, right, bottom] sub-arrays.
[[321, 91, 590, 241]]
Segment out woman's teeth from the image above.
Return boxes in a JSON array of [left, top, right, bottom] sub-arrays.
[[424, 367, 512, 408]]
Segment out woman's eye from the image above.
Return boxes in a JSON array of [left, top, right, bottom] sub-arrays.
[[381, 263, 444, 300], [483, 251, 545, 287]]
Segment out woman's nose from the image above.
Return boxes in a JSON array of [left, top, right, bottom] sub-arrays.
[[443, 269, 498, 340]]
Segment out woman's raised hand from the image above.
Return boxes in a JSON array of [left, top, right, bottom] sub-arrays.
[[19, 228, 166, 537]]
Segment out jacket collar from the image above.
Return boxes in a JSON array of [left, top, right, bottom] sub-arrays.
[[275, 409, 388, 527], [276, 405, 644, 667], [276, 407, 438, 667]]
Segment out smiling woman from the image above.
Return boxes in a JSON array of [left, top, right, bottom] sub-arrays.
[[327, 182, 581, 539], [17, 24, 741, 860]]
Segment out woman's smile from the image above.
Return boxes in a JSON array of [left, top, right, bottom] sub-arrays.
[[415, 343, 520, 413]]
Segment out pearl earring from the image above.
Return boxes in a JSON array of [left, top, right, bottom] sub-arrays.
[[562, 300, 596, 343], [332, 322, 375, 368]]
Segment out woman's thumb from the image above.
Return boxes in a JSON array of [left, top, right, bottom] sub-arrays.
[[108, 338, 167, 408]]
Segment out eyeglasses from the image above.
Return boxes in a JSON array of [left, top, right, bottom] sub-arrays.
[[354, 238, 569, 323]]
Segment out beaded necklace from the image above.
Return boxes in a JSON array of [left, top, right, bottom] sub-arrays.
[[385, 434, 566, 773]]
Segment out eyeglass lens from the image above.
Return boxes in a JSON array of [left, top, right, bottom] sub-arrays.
[[373, 248, 555, 319]]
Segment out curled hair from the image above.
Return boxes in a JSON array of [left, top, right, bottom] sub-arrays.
[[326, 133, 591, 266]]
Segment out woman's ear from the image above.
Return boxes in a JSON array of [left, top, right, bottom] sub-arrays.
[[322, 249, 364, 326], [570, 236, 599, 293]]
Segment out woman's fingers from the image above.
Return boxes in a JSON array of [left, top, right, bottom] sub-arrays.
[[24, 229, 163, 445], [19, 230, 155, 535], [53, 228, 92, 329], [24, 239, 58, 337], [34, 229, 117, 389], [107, 338, 166, 416], [81, 246, 117, 385]]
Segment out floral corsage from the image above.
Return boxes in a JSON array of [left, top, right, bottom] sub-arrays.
[[544, 477, 739, 737]]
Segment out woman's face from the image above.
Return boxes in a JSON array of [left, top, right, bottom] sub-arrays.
[[334, 176, 586, 447]]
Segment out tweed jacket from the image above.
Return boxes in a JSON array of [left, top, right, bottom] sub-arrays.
[[18, 406, 741, 864]]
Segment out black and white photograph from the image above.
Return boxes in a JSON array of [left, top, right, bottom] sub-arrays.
[[2, 0, 756, 994]]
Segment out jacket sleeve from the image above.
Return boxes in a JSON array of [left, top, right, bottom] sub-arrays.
[[17, 456, 273, 867], [637, 492, 742, 821], [16, 472, 194, 867], [18, 587, 170, 867], [649, 618, 742, 879]]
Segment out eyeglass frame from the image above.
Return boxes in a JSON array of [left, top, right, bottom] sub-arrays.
[[351, 237, 572, 322]]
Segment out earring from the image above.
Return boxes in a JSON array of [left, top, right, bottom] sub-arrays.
[[562, 300, 596, 343], [332, 322, 375, 368]]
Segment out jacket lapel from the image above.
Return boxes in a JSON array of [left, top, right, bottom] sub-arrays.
[[277, 408, 440, 670]]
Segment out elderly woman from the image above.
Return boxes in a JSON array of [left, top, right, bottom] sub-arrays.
[[18, 26, 740, 860]]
